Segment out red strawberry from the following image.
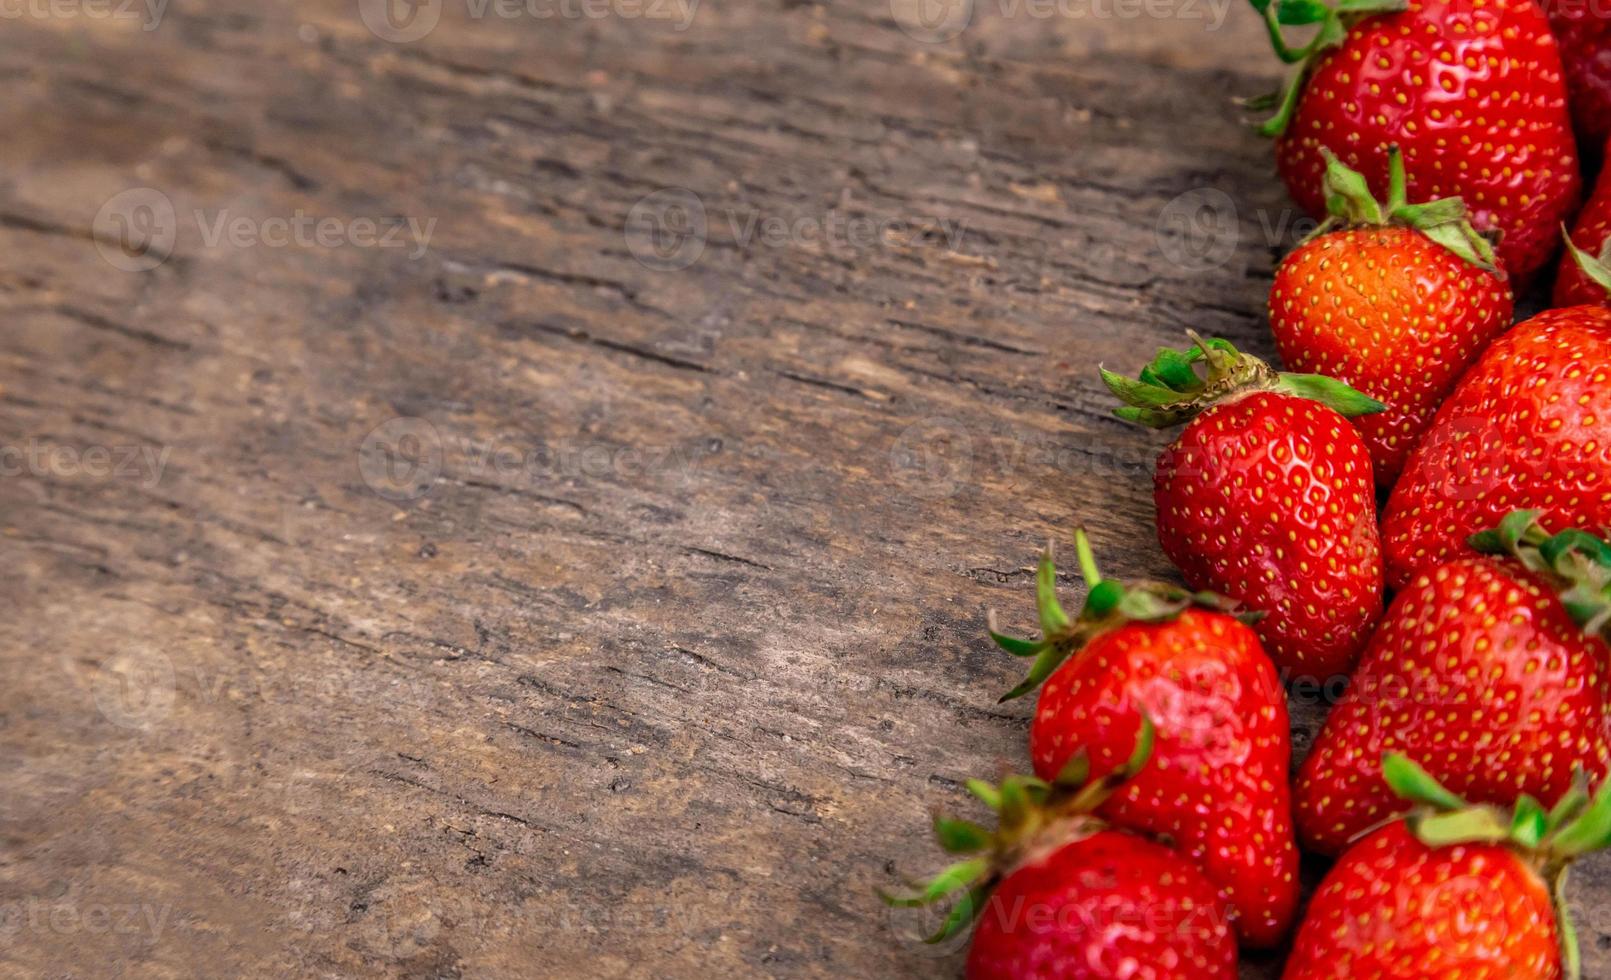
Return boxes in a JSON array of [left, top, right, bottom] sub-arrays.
[[1285, 754, 1610, 979], [1381, 305, 1611, 587], [1556, 150, 1611, 306], [883, 723, 1238, 980], [990, 534, 1298, 946], [1251, 0, 1581, 282], [1544, 0, 1611, 154], [1104, 335, 1386, 680], [1270, 147, 1514, 484], [1295, 511, 1611, 855]]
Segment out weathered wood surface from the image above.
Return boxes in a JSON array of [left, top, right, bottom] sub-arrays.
[[1, 2, 1606, 977]]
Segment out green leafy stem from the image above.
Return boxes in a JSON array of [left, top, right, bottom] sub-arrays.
[[1246, 0, 1408, 137]]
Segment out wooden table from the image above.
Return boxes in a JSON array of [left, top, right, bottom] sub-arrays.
[[2, 2, 1607, 976]]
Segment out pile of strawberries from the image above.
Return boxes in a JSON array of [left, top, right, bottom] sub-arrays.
[[884, 1, 1611, 977]]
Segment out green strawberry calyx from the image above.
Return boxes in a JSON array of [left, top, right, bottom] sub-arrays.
[[988, 529, 1261, 702], [1562, 225, 1611, 300], [1383, 753, 1611, 980], [1101, 331, 1387, 430], [1469, 510, 1611, 642], [1311, 147, 1501, 273], [1244, 0, 1408, 137], [878, 716, 1155, 944]]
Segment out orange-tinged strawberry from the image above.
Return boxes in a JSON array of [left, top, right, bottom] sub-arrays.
[[1104, 335, 1386, 680], [883, 723, 1238, 980], [1295, 511, 1611, 855], [990, 535, 1298, 947], [1250, 0, 1581, 283], [1285, 755, 1611, 980], [1270, 148, 1513, 485], [1381, 306, 1611, 588]]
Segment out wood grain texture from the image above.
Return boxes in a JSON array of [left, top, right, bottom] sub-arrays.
[[0, 2, 1605, 977]]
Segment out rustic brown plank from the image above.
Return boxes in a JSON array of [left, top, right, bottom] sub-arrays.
[[1, 3, 1606, 978]]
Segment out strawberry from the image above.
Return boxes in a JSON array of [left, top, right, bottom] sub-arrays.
[[990, 533, 1298, 946], [1103, 335, 1386, 680], [1269, 147, 1514, 485], [1381, 305, 1611, 587], [1250, 0, 1581, 283], [1555, 151, 1611, 307], [1544, 0, 1611, 155], [883, 721, 1238, 979], [1285, 754, 1611, 979], [1295, 511, 1611, 855]]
